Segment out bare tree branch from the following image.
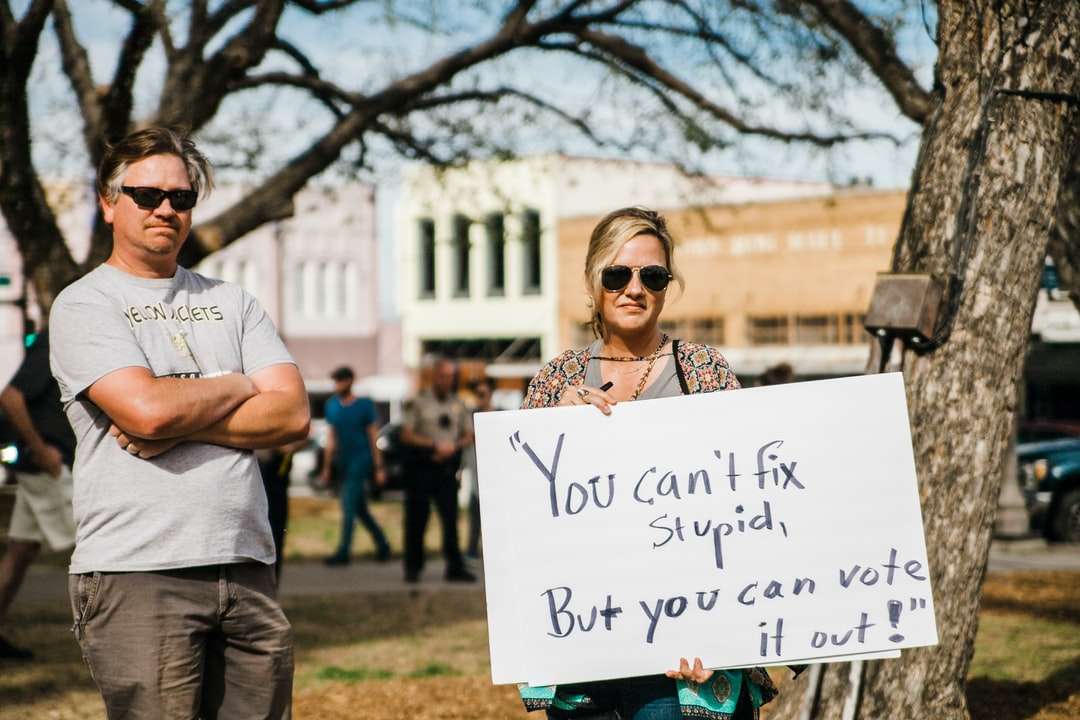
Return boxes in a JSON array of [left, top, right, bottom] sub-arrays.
[[107, 0, 144, 12], [537, 38, 722, 153], [230, 71, 354, 117], [291, 0, 369, 13], [198, 0, 257, 47], [101, 0, 166, 148], [0, 0, 80, 310], [801, 0, 934, 123], [502, 0, 541, 28], [575, 28, 899, 146], [52, 0, 105, 159], [399, 85, 614, 150], [9, 0, 54, 76], [187, 0, 594, 259], [614, 0, 793, 91], [158, 0, 285, 130], [271, 37, 321, 76], [370, 118, 456, 166], [0, 3, 15, 31]]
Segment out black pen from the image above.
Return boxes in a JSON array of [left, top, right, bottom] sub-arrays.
[[599, 381, 614, 392]]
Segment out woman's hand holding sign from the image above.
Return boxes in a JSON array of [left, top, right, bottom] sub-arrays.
[[665, 657, 714, 684], [558, 382, 617, 415]]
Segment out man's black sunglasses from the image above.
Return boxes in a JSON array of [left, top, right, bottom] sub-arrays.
[[601, 264, 673, 293], [121, 186, 198, 211]]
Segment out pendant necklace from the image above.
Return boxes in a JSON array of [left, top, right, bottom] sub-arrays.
[[592, 333, 669, 400]]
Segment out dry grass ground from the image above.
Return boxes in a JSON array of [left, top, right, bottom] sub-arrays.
[[284, 495, 466, 562], [1, 497, 1075, 720]]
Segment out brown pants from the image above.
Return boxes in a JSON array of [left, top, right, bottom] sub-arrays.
[[69, 563, 293, 719]]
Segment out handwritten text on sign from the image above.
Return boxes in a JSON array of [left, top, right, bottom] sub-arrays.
[[475, 373, 938, 686]]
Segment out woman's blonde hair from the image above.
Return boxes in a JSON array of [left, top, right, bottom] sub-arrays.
[[584, 206, 683, 340]]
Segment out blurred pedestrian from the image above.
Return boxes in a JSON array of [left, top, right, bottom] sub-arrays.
[[400, 357, 475, 583], [0, 327, 76, 660], [257, 437, 307, 585], [462, 377, 495, 560], [321, 366, 390, 565], [759, 362, 794, 386]]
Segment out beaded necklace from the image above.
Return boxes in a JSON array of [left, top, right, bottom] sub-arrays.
[[592, 333, 669, 400]]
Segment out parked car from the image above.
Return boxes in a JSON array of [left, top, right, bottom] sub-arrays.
[[1017, 422, 1080, 542]]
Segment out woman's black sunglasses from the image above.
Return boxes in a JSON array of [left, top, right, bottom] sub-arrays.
[[121, 186, 198, 211], [601, 264, 673, 292]]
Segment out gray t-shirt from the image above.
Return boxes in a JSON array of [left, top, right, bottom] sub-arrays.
[[49, 264, 294, 574]]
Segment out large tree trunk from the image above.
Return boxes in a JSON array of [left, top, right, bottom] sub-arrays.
[[774, 2, 1080, 718], [0, 0, 82, 315]]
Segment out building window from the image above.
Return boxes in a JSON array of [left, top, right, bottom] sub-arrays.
[[842, 313, 868, 344], [659, 319, 688, 339], [220, 259, 237, 284], [486, 213, 506, 296], [241, 260, 258, 298], [795, 315, 840, 344], [344, 261, 359, 318], [302, 261, 318, 316], [315, 261, 329, 316], [522, 209, 542, 295], [323, 261, 342, 317], [690, 317, 725, 346], [453, 214, 471, 298], [292, 262, 305, 314], [421, 337, 542, 362], [747, 316, 790, 345], [418, 218, 436, 299]]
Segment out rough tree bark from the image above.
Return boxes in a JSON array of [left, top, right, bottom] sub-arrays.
[[772, 2, 1080, 718], [0, 0, 82, 311], [1047, 144, 1080, 310]]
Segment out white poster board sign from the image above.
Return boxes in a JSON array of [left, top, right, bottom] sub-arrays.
[[474, 373, 938, 687]]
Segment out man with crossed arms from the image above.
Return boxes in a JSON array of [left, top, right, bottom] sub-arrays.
[[49, 127, 309, 718]]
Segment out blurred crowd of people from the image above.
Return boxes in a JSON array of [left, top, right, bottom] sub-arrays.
[[267, 357, 499, 585]]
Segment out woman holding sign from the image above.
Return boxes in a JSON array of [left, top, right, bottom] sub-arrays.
[[518, 207, 779, 719]]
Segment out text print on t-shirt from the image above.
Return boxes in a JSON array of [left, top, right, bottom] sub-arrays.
[[123, 301, 225, 328]]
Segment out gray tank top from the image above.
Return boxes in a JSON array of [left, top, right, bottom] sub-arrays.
[[585, 339, 682, 400]]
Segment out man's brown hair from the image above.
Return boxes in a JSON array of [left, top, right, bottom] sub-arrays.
[[97, 127, 214, 203]]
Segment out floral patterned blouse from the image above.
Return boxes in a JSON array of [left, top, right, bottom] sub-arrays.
[[522, 339, 740, 411]]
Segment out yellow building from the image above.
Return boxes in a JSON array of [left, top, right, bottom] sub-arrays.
[[557, 190, 907, 377]]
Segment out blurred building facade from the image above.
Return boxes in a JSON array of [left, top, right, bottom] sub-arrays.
[[0, 182, 403, 402], [395, 155, 833, 382], [559, 189, 907, 378], [195, 184, 403, 398]]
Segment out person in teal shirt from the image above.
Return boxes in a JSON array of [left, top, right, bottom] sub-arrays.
[[322, 366, 390, 564]]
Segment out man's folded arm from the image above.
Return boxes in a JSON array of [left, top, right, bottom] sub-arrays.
[[187, 363, 310, 450], [87, 367, 258, 440]]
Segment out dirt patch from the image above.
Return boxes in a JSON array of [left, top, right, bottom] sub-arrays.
[[979, 570, 1080, 624]]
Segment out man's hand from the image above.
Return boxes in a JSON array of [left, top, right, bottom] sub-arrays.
[[109, 424, 181, 459], [318, 465, 332, 489], [433, 440, 456, 462], [29, 442, 63, 478], [374, 466, 387, 487]]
